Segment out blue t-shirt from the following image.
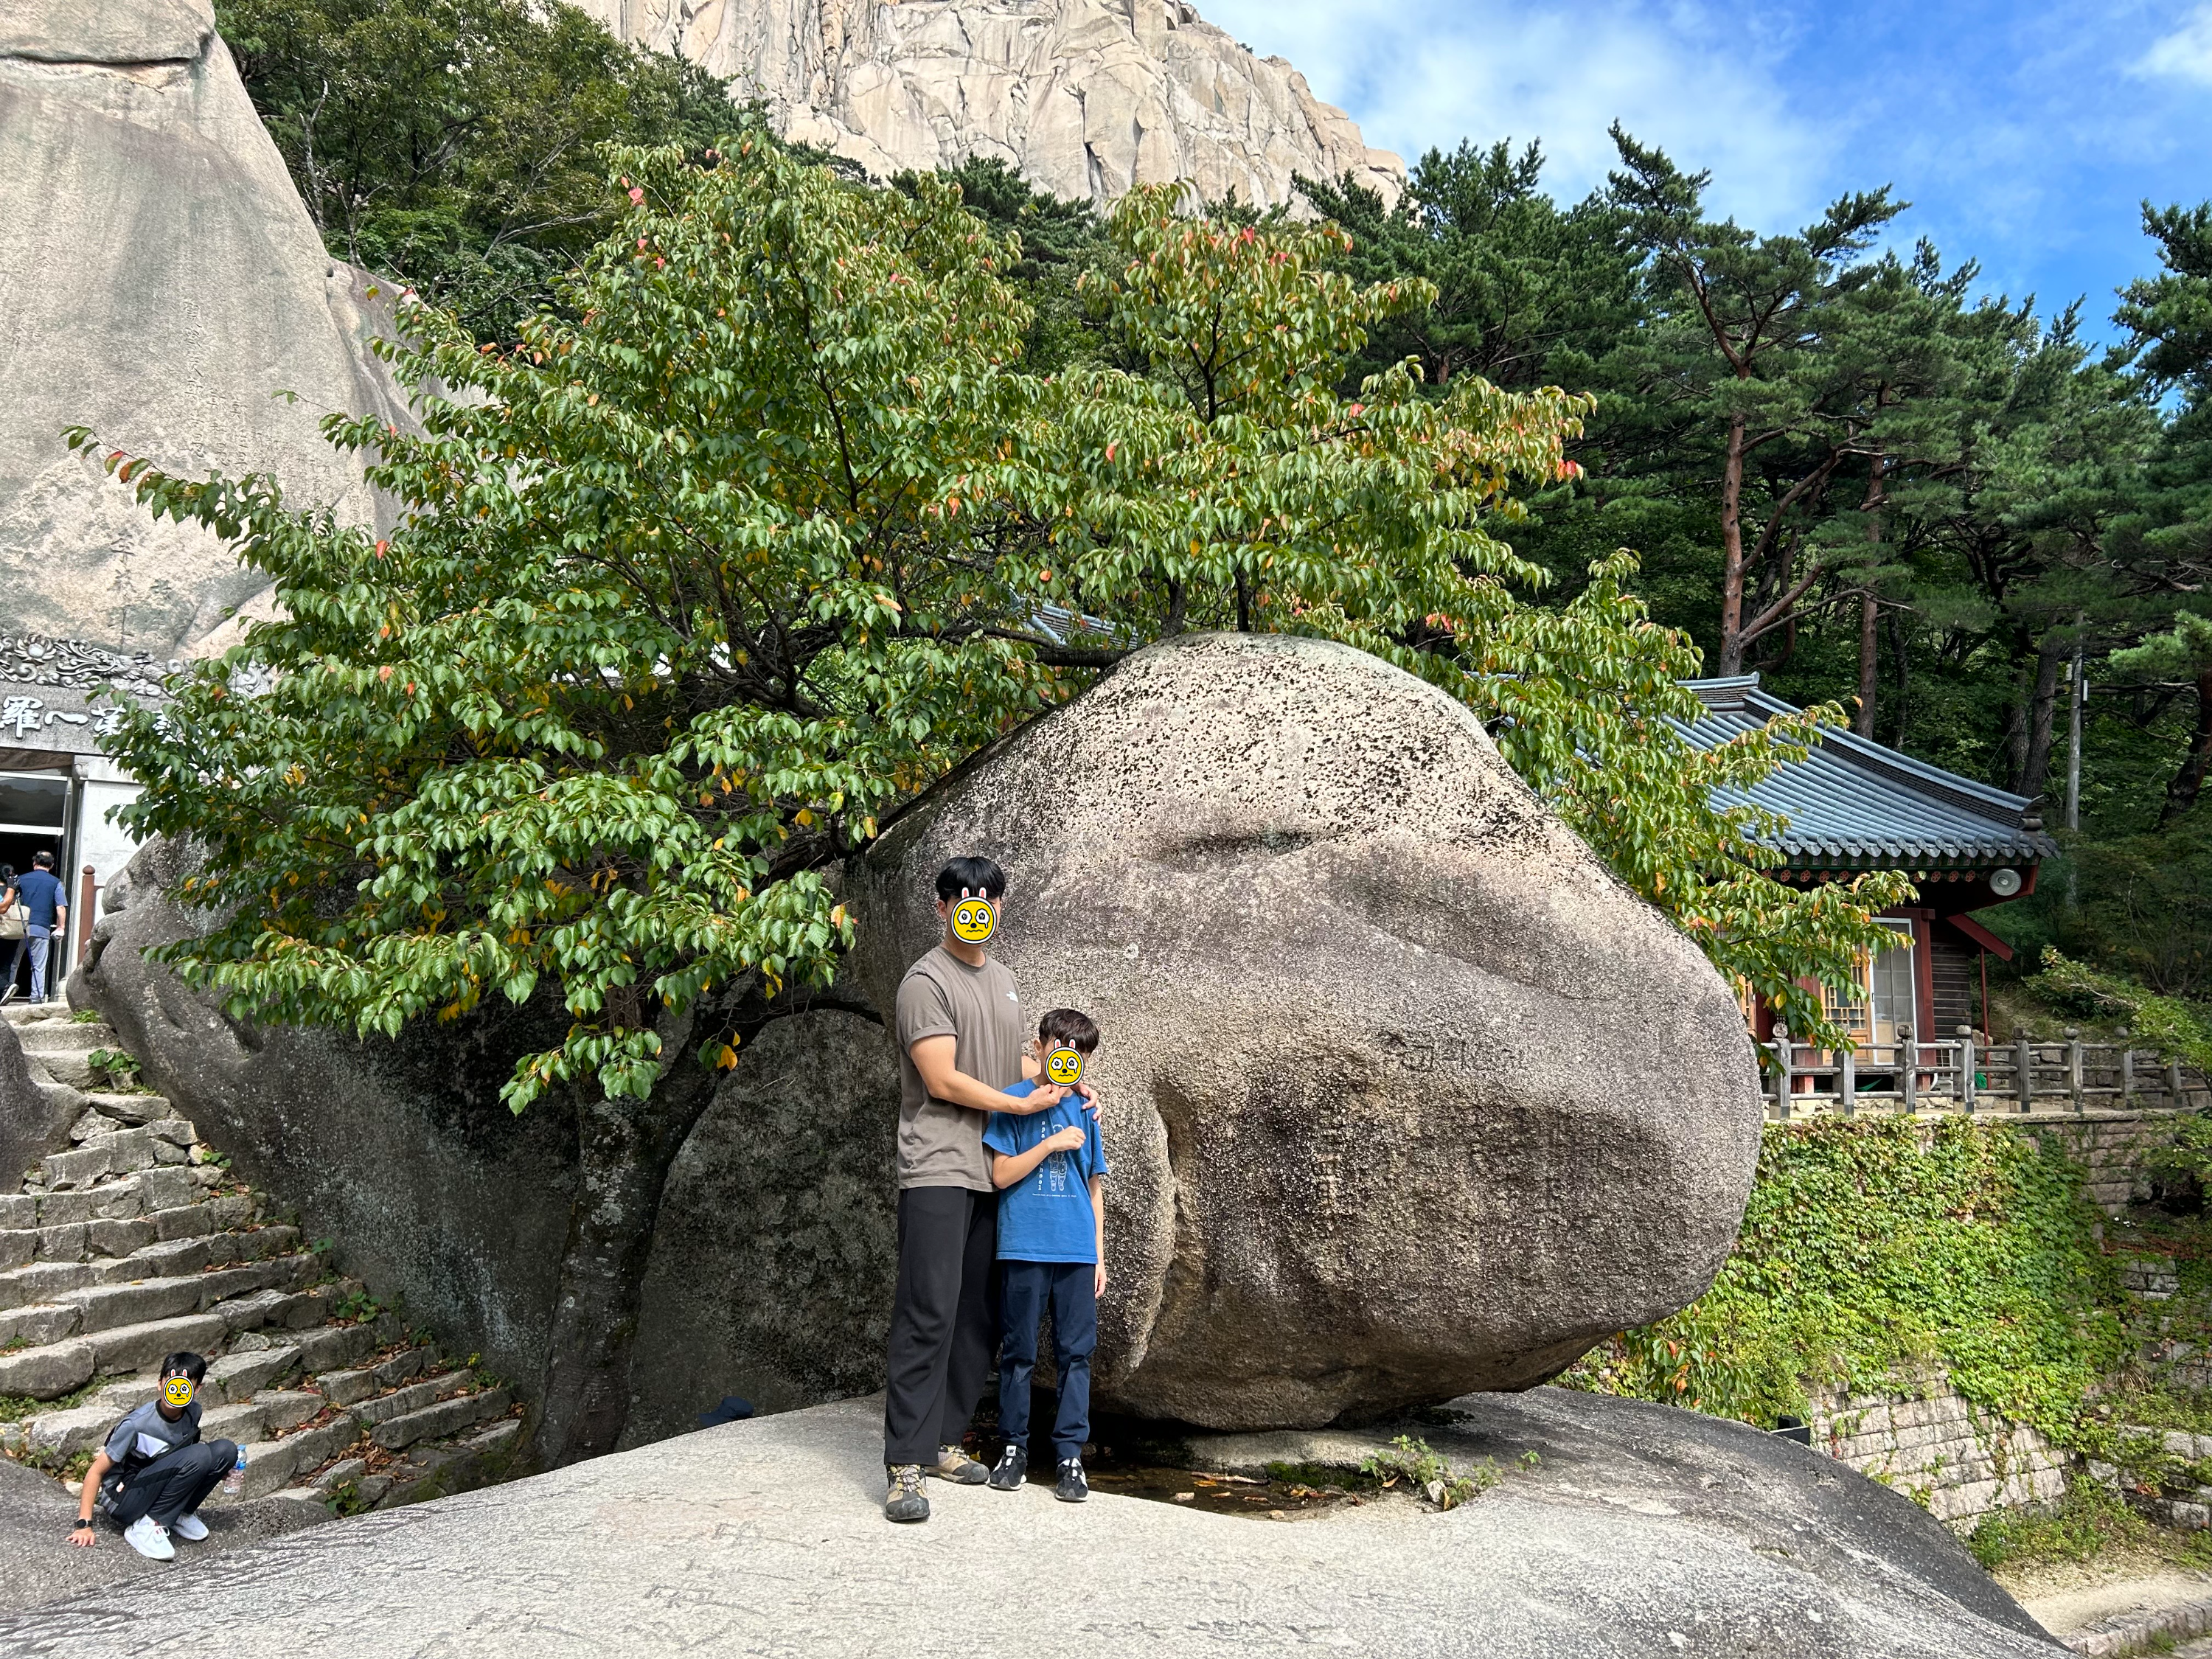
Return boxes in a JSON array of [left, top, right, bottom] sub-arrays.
[[984, 1080, 1108, 1264], [13, 869, 60, 931]]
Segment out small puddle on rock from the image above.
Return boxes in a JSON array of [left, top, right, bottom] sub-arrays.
[[1085, 1462, 1368, 1519], [964, 1404, 1374, 1520]]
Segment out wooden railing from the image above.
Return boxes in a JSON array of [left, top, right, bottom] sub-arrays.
[[1764, 1025, 2212, 1119]]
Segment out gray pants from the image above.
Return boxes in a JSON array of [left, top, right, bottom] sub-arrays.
[[111, 1439, 235, 1528], [25, 928, 49, 1002]]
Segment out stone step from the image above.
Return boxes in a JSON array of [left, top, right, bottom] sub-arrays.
[[224, 1417, 369, 1499], [201, 1388, 322, 1445], [30, 1052, 125, 1093], [318, 1346, 425, 1406], [369, 1386, 510, 1451], [1, 1003, 72, 1026], [6, 1166, 225, 1227], [82, 1092, 171, 1128], [16, 1023, 119, 1057], [35, 1120, 196, 1189], [348, 1374, 462, 1428]]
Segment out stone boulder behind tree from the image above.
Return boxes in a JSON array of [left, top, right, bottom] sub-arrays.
[[0, 0, 414, 655], [849, 630, 1766, 1430]]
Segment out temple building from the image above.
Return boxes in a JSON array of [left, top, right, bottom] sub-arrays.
[[1679, 675, 2059, 1048]]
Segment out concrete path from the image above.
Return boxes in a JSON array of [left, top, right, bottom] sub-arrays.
[[0, 1389, 2063, 1658]]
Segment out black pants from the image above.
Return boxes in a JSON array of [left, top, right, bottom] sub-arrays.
[[883, 1187, 997, 1468], [999, 1261, 1097, 1461], [112, 1439, 235, 1528]]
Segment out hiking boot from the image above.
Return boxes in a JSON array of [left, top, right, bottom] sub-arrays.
[[928, 1444, 989, 1485], [987, 1443, 1027, 1492], [885, 1464, 930, 1523], [123, 1517, 175, 1559], [1054, 1458, 1089, 1503]]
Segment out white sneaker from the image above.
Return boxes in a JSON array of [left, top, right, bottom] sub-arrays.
[[122, 1517, 175, 1560], [170, 1512, 209, 1542]]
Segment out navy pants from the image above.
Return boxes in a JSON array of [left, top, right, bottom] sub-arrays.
[[998, 1261, 1096, 1461], [112, 1439, 236, 1528]]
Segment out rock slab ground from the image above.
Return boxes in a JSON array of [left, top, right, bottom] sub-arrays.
[[0, 1388, 2062, 1657]]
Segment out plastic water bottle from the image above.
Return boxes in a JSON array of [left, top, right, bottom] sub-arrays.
[[221, 1447, 246, 1498]]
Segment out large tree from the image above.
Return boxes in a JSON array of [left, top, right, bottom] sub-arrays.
[[81, 139, 1903, 1461]]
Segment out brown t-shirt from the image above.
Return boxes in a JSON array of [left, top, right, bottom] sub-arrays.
[[894, 945, 1024, 1192]]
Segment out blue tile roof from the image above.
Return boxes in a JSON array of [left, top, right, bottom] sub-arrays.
[[1673, 676, 2057, 871]]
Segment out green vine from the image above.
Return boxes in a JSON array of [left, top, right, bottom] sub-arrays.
[[1561, 1117, 2127, 1447]]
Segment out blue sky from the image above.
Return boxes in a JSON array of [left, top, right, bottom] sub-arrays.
[[1199, 0, 2212, 342]]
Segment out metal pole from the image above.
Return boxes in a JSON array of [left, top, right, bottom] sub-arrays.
[[2017, 1036, 2035, 1113], [1900, 1027, 1917, 1114], [2067, 1028, 2084, 1113], [1958, 1025, 1976, 1111], [2122, 1043, 2135, 1106], [1840, 1042, 1856, 1118], [1772, 1026, 1792, 1121]]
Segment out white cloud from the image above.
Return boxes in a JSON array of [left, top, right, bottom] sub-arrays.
[[1194, 0, 1831, 226], [2139, 4, 2212, 83]]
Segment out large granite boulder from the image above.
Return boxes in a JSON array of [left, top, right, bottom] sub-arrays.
[[848, 631, 1766, 1429], [0, 0, 412, 654], [582, 0, 1402, 210], [619, 1007, 901, 1447]]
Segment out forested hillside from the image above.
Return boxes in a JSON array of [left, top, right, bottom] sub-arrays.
[[217, 0, 2211, 1018]]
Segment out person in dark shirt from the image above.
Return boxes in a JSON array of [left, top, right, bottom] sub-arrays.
[[0, 863, 23, 1003], [10, 849, 65, 1004], [70, 1351, 237, 1559]]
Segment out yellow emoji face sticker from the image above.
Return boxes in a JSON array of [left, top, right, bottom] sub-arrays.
[[950, 896, 997, 945], [163, 1377, 195, 1408], [1044, 1046, 1084, 1088]]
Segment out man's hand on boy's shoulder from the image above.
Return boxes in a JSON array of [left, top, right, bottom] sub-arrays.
[[1071, 1079, 1102, 1119]]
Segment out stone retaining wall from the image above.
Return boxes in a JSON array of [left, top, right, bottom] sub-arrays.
[[1809, 1374, 2070, 1527], [1783, 1111, 2196, 1528], [2029, 1113, 2190, 1217]]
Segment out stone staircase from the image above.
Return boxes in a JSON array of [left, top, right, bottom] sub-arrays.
[[0, 1004, 525, 1516]]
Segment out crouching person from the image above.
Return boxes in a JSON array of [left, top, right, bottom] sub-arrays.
[[69, 1352, 236, 1560]]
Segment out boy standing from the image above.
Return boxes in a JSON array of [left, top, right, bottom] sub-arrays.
[[984, 1009, 1108, 1503]]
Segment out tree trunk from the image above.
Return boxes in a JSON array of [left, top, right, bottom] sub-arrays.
[[1855, 591, 1879, 738], [1854, 454, 1885, 739], [2011, 636, 2067, 800], [1885, 608, 1912, 748], [2159, 667, 2212, 825], [535, 1012, 727, 1467], [1717, 413, 1750, 676]]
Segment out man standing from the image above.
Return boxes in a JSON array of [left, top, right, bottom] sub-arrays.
[[11, 850, 65, 1004], [883, 856, 1091, 1523]]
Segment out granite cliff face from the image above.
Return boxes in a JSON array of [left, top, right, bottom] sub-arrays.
[[0, 0, 408, 656], [582, 0, 1402, 209]]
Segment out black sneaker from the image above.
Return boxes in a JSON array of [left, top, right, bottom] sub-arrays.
[[1054, 1458, 1088, 1503], [988, 1444, 1027, 1492], [885, 1464, 930, 1523]]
